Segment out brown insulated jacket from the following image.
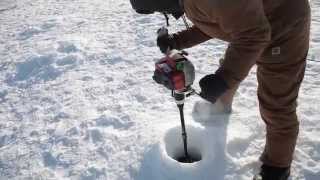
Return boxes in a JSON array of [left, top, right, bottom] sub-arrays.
[[175, 0, 310, 88]]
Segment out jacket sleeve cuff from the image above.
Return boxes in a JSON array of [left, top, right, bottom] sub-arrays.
[[174, 26, 211, 49], [215, 67, 242, 89]]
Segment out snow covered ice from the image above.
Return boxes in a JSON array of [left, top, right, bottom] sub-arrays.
[[0, 0, 320, 180]]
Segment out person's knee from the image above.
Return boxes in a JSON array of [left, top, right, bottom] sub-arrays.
[[266, 122, 299, 138], [260, 105, 299, 131]]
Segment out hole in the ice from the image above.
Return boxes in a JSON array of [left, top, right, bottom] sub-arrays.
[[163, 126, 204, 164], [173, 147, 202, 163]]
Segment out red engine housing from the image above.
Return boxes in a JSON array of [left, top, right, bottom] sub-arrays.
[[155, 56, 186, 91]]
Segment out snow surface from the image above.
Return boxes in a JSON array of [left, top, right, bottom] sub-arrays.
[[0, 0, 319, 179]]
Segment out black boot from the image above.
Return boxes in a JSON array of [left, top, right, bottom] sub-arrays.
[[253, 164, 290, 180]]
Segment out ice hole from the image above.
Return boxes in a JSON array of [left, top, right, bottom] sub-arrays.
[[173, 146, 202, 163], [163, 126, 204, 163]]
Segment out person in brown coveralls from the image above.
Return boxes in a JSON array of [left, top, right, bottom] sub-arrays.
[[130, 0, 311, 179]]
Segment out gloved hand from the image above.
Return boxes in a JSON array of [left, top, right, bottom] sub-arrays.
[[199, 74, 229, 104], [157, 28, 178, 54]]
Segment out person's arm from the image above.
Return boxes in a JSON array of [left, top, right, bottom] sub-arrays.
[[173, 25, 211, 49], [213, 0, 271, 88], [157, 25, 211, 53]]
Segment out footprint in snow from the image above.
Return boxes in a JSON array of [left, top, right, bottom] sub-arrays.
[[0, 134, 17, 148], [43, 150, 81, 169], [57, 41, 79, 53], [17, 20, 57, 40], [85, 128, 104, 144], [53, 112, 70, 122], [14, 55, 56, 81], [40, 21, 56, 31], [42, 151, 58, 168], [0, 90, 8, 103], [227, 136, 255, 158], [7, 52, 80, 87], [94, 114, 135, 130], [81, 76, 94, 81], [56, 55, 79, 70], [17, 26, 45, 40], [80, 167, 107, 180], [7, 54, 61, 87]]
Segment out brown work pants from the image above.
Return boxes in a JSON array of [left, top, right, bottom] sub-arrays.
[[257, 14, 310, 167]]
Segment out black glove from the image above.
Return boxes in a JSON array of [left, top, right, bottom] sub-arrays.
[[157, 30, 177, 54], [199, 74, 229, 104]]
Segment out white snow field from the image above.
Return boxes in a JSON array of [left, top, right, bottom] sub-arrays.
[[0, 0, 319, 179]]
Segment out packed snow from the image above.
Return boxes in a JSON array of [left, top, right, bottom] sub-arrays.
[[0, 0, 319, 179]]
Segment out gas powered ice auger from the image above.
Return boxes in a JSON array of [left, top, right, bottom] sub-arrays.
[[153, 28, 200, 163]]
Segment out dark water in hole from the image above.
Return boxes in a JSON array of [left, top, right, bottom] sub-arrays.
[[175, 154, 202, 163]]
